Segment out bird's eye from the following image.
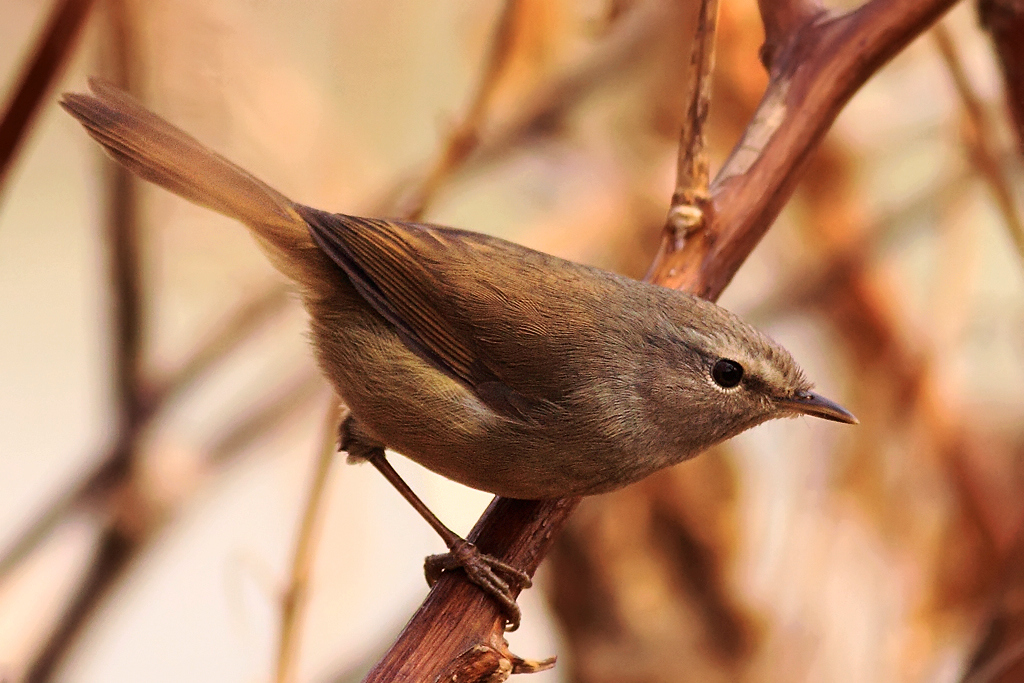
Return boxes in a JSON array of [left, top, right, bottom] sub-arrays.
[[711, 359, 744, 388]]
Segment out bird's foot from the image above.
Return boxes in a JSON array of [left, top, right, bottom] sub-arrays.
[[424, 539, 532, 631]]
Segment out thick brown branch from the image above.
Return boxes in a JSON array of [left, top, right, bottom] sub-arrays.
[[363, 497, 575, 682], [757, 0, 825, 69]]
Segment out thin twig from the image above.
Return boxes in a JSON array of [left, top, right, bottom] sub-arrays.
[[671, 0, 721, 215], [934, 23, 1024, 266], [0, 0, 97, 197], [206, 370, 326, 465], [275, 400, 343, 683], [463, 0, 671, 171], [647, 0, 722, 279]]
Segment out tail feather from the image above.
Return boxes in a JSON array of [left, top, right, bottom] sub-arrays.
[[61, 78, 328, 289]]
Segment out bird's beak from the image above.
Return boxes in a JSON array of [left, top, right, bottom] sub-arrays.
[[778, 390, 858, 424]]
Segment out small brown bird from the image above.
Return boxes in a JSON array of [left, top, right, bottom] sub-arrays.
[[62, 78, 856, 630]]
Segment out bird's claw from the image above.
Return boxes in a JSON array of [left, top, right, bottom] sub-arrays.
[[424, 539, 532, 631]]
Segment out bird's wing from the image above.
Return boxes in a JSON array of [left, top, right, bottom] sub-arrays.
[[297, 206, 615, 421]]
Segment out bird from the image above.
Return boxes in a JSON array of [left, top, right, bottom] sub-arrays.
[[62, 78, 856, 630]]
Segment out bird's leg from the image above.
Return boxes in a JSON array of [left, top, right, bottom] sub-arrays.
[[339, 415, 532, 631]]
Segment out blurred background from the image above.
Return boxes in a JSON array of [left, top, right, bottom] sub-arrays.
[[2, 0, 1023, 681]]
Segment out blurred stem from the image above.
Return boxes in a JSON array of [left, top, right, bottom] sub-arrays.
[[398, 0, 524, 220], [25, 0, 143, 679], [747, 166, 974, 323], [276, 401, 343, 683], [149, 282, 293, 409], [0, 0, 96, 199], [934, 23, 1024, 268], [978, 0, 1024, 158], [24, 524, 138, 683], [0, 285, 294, 585], [23, 367, 324, 682], [455, 0, 668, 172], [207, 370, 326, 465]]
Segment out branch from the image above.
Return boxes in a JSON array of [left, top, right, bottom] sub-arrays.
[[275, 401, 343, 683], [464, 0, 671, 171], [978, 0, 1024, 157], [24, 523, 137, 683], [25, 2, 141, 678], [363, 497, 573, 681], [23, 369, 324, 682], [363, 0, 961, 679], [648, 0, 960, 298], [933, 23, 1024, 266], [0, 0, 96, 197], [673, 0, 720, 208], [647, 0, 721, 279]]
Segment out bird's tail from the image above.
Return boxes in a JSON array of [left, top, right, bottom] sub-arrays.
[[61, 78, 331, 290]]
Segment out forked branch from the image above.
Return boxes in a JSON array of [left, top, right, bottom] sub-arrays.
[[648, 0, 959, 298]]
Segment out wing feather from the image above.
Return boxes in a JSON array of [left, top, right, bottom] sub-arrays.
[[298, 206, 566, 421]]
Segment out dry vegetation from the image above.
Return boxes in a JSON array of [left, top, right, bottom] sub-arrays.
[[1, 0, 1024, 681]]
